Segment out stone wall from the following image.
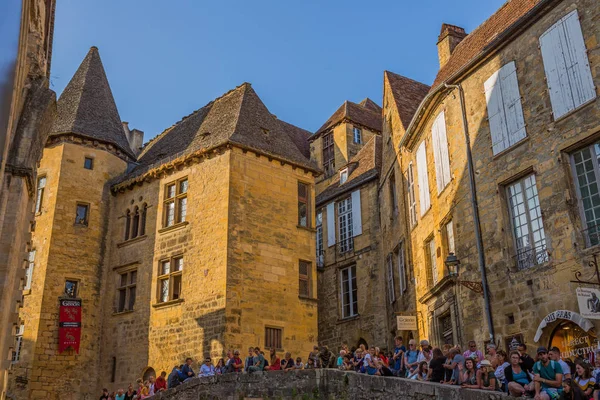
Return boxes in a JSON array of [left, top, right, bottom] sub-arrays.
[[151, 369, 516, 400]]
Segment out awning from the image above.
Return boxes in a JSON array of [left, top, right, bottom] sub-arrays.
[[534, 310, 594, 342]]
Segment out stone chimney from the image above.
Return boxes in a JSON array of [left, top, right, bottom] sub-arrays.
[[122, 122, 144, 156], [437, 24, 467, 69]]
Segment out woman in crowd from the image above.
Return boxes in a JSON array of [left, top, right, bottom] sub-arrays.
[[415, 361, 429, 381], [460, 358, 479, 389], [365, 347, 380, 376], [282, 352, 295, 372], [427, 348, 447, 384], [294, 357, 304, 369], [477, 359, 498, 391], [353, 348, 365, 373], [563, 378, 586, 400], [574, 361, 595, 399], [505, 350, 534, 397], [493, 350, 509, 391], [214, 358, 225, 375], [265, 348, 281, 371], [199, 358, 216, 377], [305, 357, 315, 369]]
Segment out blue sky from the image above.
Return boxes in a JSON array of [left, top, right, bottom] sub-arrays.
[[51, 0, 506, 140]]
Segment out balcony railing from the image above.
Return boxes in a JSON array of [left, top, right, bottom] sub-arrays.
[[513, 243, 548, 270], [338, 237, 354, 254], [583, 224, 600, 248]]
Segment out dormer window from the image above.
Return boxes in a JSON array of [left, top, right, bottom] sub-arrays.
[[353, 127, 362, 144], [340, 168, 349, 185]]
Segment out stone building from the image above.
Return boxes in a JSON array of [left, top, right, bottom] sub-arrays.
[[391, 0, 600, 355], [310, 99, 388, 350], [0, 0, 56, 398], [7, 47, 319, 399]]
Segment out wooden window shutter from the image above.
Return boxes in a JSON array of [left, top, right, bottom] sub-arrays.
[[326, 202, 336, 247], [431, 111, 451, 192], [416, 142, 431, 215], [351, 190, 362, 237]]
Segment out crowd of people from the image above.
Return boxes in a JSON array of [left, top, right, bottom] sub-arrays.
[[98, 338, 600, 400]]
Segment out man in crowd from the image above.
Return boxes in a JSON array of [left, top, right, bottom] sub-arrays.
[[549, 347, 571, 380], [443, 346, 464, 384], [168, 365, 181, 388], [404, 339, 420, 375], [417, 340, 431, 364], [231, 350, 244, 372], [248, 347, 266, 373], [308, 345, 320, 368], [486, 343, 498, 368], [319, 345, 335, 368], [244, 347, 254, 372], [155, 371, 167, 392], [463, 341, 483, 363], [532, 346, 563, 400], [99, 388, 110, 400], [518, 343, 535, 373], [181, 357, 195, 381], [392, 336, 406, 376]]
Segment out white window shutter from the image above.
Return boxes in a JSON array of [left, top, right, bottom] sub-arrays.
[[563, 10, 596, 106], [351, 190, 362, 237], [431, 117, 443, 193], [499, 62, 527, 146], [326, 202, 336, 247], [484, 70, 509, 154], [433, 111, 451, 191], [416, 142, 430, 215]]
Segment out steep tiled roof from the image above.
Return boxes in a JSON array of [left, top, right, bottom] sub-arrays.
[[51, 47, 134, 158], [384, 71, 430, 130], [120, 83, 316, 182], [278, 120, 312, 159], [314, 98, 382, 137], [431, 0, 540, 89], [316, 135, 382, 205]]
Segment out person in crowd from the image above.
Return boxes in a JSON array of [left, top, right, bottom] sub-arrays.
[[265, 348, 281, 371], [392, 336, 406, 376], [460, 357, 479, 389], [231, 350, 243, 373], [365, 346, 380, 376], [214, 358, 225, 374], [519, 343, 536, 374], [427, 348, 447, 384], [199, 357, 216, 377], [506, 350, 534, 397], [593, 359, 600, 383], [137, 380, 150, 399], [167, 366, 181, 389], [563, 378, 586, 400], [415, 361, 429, 381], [337, 350, 346, 369], [148, 375, 156, 396], [155, 371, 167, 392], [181, 357, 195, 381], [282, 352, 295, 372], [353, 348, 365, 373], [124, 383, 136, 400], [244, 347, 255, 372], [573, 361, 595, 398], [443, 346, 464, 385], [442, 344, 452, 358], [494, 350, 510, 391], [376, 347, 393, 376], [319, 346, 336, 368], [294, 357, 304, 369], [114, 389, 125, 400], [308, 345, 320, 368], [486, 344, 498, 368], [533, 346, 563, 400], [463, 341, 484, 363], [478, 359, 498, 391], [248, 347, 266, 373], [417, 340, 432, 365], [261, 351, 270, 369], [550, 347, 573, 380], [305, 357, 315, 369], [100, 388, 110, 400], [405, 339, 420, 376]]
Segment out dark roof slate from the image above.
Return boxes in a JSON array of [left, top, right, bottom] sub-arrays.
[[314, 98, 382, 137], [316, 135, 382, 205], [384, 71, 430, 130], [51, 47, 134, 158]]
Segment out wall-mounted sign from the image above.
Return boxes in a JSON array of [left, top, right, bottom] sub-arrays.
[[577, 287, 600, 320], [534, 309, 594, 342], [59, 299, 81, 353], [397, 315, 417, 331]]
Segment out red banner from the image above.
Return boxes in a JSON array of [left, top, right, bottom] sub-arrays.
[[59, 299, 81, 353]]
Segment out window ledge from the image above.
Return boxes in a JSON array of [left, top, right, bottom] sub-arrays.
[[112, 309, 134, 316], [299, 295, 318, 303], [553, 98, 597, 124], [73, 223, 88, 228], [491, 136, 529, 160], [297, 225, 316, 232], [158, 221, 189, 234], [117, 235, 148, 248], [22, 289, 31, 296], [337, 315, 360, 324], [35, 212, 42, 217], [152, 298, 184, 308], [419, 275, 456, 304]]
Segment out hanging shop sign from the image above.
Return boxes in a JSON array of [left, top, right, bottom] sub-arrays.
[[534, 309, 594, 342], [577, 287, 600, 320], [59, 299, 81, 353], [396, 315, 417, 331]]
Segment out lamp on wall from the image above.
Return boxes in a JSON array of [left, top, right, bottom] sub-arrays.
[[445, 253, 460, 277]]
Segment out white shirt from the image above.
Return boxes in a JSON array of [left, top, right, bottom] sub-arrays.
[[558, 359, 570, 375]]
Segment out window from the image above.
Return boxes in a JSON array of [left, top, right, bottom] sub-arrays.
[[386, 254, 395, 303], [416, 142, 431, 215], [140, 204, 147, 236], [431, 112, 451, 192], [124, 210, 131, 240], [407, 163, 417, 227], [64, 280, 79, 298], [158, 256, 183, 303], [443, 220, 455, 257], [316, 210, 323, 268], [572, 143, 600, 247], [299, 260, 311, 297], [265, 327, 282, 349], [338, 197, 353, 253], [35, 176, 46, 214], [484, 62, 527, 155], [75, 204, 89, 226], [397, 242, 407, 294], [116, 270, 137, 312], [84, 157, 94, 170], [323, 133, 335, 177], [353, 127, 362, 144], [340, 265, 358, 318], [439, 314, 454, 345], [506, 174, 548, 269], [389, 171, 398, 217], [12, 324, 24, 363], [131, 206, 139, 238], [163, 178, 187, 227], [425, 237, 437, 287], [340, 168, 348, 185], [540, 10, 595, 119], [298, 182, 309, 227], [24, 250, 35, 290]]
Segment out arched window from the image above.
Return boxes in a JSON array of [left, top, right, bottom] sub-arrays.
[[132, 207, 139, 239], [140, 203, 147, 236], [124, 210, 131, 240], [142, 367, 156, 382]]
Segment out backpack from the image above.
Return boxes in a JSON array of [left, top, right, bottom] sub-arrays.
[[535, 360, 557, 374]]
